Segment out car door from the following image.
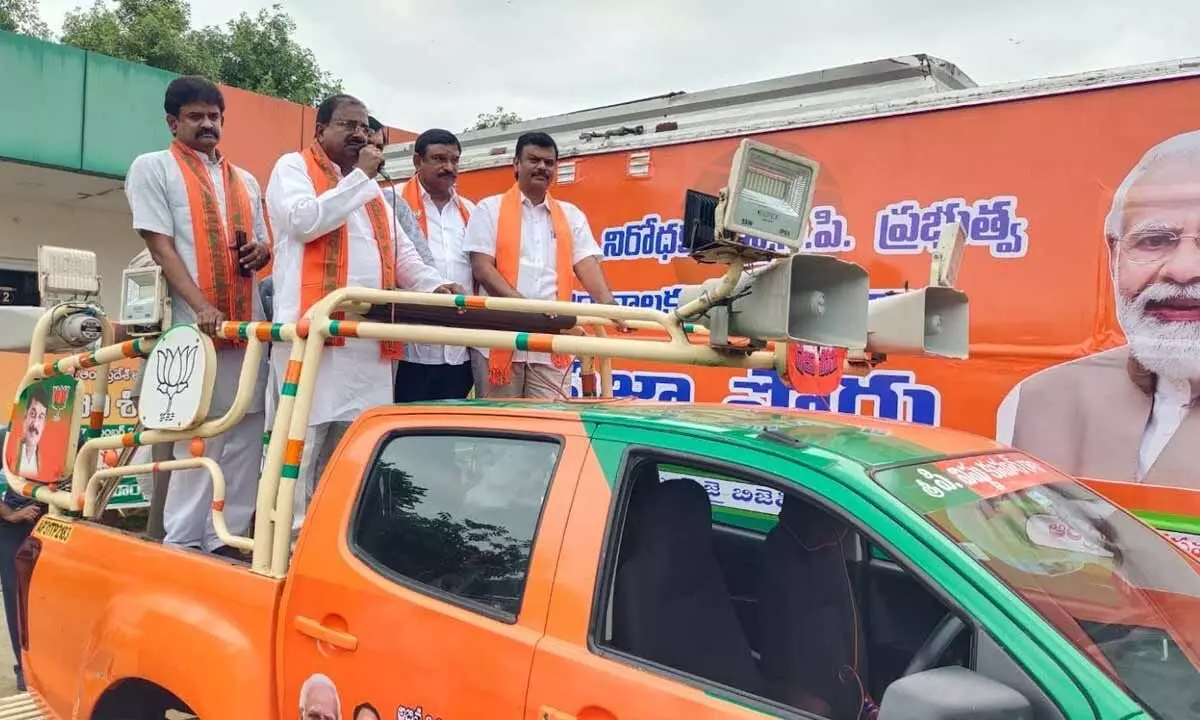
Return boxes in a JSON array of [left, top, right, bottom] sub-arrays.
[[278, 409, 589, 720], [525, 425, 1095, 720]]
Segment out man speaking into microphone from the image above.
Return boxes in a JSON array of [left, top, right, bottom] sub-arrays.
[[266, 95, 462, 535]]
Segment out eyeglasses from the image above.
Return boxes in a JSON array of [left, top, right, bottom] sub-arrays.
[[1118, 230, 1200, 265], [331, 119, 371, 135]]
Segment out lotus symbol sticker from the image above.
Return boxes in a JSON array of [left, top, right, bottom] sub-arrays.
[[155, 341, 199, 423], [50, 382, 70, 421]]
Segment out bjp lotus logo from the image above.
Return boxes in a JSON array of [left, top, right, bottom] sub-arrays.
[[155, 342, 199, 422], [49, 383, 70, 421]]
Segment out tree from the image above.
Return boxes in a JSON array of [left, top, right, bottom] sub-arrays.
[[59, 0, 341, 106], [468, 106, 522, 132], [62, 0, 216, 77], [0, 0, 52, 39], [192, 6, 341, 105]]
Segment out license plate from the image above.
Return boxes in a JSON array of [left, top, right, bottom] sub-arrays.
[[34, 516, 73, 543]]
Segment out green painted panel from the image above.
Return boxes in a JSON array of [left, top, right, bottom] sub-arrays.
[[81, 52, 176, 177], [0, 32, 86, 167]]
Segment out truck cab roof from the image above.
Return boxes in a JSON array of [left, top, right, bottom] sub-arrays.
[[380, 399, 1001, 470]]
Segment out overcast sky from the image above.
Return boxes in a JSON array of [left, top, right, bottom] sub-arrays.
[[34, 0, 1200, 131]]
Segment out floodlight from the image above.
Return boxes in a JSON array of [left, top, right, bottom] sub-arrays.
[[38, 245, 101, 306], [722, 139, 819, 251], [119, 265, 168, 329], [930, 222, 966, 288]]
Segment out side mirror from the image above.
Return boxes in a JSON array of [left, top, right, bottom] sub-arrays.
[[878, 667, 1033, 720]]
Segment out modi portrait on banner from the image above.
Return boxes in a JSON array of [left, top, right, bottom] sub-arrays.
[[996, 130, 1200, 488]]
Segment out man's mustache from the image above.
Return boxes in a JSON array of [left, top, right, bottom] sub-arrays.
[[1131, 281, 1200, 308]]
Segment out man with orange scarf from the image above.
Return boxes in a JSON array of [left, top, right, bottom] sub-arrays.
[[125, 76, 272, 557], [266, 94, 456, 537], [464, 131, 622, 398], [388, 128, 478, 403]]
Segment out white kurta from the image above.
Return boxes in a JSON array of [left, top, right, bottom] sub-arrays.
[[462, 192, 603, 366], [383, 182, 476, 366], [266, 152, 445, 427]]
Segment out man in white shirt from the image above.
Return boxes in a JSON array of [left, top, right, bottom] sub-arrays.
[[996, 129, 1200, 487], [387, 128, 478, 402], [266, 93, 458, 532], [124, 75, 272, 557], [464, 131, 623, 399]]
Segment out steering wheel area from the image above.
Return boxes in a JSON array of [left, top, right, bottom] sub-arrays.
[[903, 612, 968, 677]]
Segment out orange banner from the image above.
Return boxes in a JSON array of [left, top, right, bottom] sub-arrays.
[[453, 75, 1200, 491]]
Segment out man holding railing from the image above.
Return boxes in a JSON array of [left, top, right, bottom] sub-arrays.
[[266, 93, 460, 537], [124, 76, 272, 558], [465, 131, 624, 399]]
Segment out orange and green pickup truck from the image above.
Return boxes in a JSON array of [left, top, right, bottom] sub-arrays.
[[6, 287, 1200, 720], [11, 392, 1200, 720]]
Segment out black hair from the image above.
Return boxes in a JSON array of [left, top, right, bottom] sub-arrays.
[[164, 76, 225, 117], [316, 94, 365, 125], [367, 116, 388, 144], [514, 131, 557, 161], [351, 703, 381, 719], [415, 128, 462, 156], [26, 385, 47, 410]]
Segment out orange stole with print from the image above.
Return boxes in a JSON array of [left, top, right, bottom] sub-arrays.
[[400, 177, 471, 239], [169, 140, 254, 350], [300, 143, 402, 360], [489, 183, 575, 386]]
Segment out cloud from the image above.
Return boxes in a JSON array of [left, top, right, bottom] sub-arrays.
[[35, 0, 1200, 132]]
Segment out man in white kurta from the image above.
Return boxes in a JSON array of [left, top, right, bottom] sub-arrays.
[[125, 76, 271, 556], [266, 94, 449, 536]]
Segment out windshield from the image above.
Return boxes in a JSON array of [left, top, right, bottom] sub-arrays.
[[874, 451, 1200, 719]]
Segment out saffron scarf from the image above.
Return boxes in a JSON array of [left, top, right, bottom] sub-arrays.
[[300, 143, 402, 360], [400, 177, 471, 239], [169, 140, 254, 350], [488, 183, 575, 385]]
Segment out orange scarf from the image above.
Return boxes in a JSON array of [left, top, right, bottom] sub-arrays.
[[488, 183, 575, 385], [400, 177, 471, 239], [169, 140, 254, 350], [301, 143, 402, 360]]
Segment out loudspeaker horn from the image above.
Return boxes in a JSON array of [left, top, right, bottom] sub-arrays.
[[866, 287, 969, 359], [676, 254, 870, 349]]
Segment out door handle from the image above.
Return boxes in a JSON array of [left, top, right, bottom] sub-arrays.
[[539, 708, 577, 720], [294, 615, 359, 651]]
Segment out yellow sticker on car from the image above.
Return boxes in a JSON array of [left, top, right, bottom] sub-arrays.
[[34, 516, 73, 543]]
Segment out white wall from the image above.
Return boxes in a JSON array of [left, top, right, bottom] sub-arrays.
[[0, 194, 140, 312]]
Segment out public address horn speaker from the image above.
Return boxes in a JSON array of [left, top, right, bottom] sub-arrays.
[[676, 254, 870, 349], [866, 287, 969, 359]]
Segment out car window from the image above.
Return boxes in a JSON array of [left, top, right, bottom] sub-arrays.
[[598, 456, 965, 719], [351, 433, 562, 618], [873, 452, 1200, 719], [659, 463, 783, 533]]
